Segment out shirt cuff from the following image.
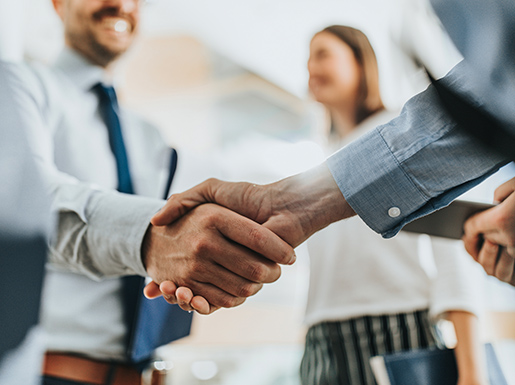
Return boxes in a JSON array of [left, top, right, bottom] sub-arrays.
[[327, 128, 429, 237], [85, 191, 165, 277]]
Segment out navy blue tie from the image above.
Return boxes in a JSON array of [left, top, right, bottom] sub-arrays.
[[92, 84, 134, 194], [92, 84, 192, 364]]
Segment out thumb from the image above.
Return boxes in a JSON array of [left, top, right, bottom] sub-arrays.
[[494, 177, 515, 203], [151, 178, 222, 226]]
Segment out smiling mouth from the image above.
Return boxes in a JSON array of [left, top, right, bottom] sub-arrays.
[[100, 17, 132, 34]]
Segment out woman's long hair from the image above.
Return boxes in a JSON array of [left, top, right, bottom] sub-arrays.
[[322, 25, 384, 124]]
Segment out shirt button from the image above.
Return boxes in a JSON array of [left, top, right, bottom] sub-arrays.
[[388, 207, 401, 218]]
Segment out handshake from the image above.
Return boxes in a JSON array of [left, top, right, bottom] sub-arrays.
[[142, 164, 352, 314], [142, 165, 515, 315]]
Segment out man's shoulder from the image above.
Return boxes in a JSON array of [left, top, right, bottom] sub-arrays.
[[28, 61, 77, 97], [0, 60, 51, 108]]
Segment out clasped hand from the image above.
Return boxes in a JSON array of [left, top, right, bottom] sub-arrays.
[[143, 164, 351, 314]]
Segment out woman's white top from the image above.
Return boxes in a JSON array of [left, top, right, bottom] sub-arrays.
[[305, 110, 483, 327]]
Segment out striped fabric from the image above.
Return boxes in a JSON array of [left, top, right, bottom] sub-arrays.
[[300, 309, 444, 385]]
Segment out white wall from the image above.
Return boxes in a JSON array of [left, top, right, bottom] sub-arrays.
[[23, 0, 460, 107]]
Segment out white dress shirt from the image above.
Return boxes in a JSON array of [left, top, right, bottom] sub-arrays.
[[28, 49, 172, 360]]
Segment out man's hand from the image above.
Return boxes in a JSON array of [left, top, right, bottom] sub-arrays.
[[142, 203, 296, 311], [147, 164, 355, 314], [144, 281, 213, 314], [152, 164, 354, 248], [462, 177, 515, 286]]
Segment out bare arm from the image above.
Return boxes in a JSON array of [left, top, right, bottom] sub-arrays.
[[446, 311, 488, 385]]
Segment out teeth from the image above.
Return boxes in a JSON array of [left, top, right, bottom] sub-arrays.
[[102, 17, 131, 33], [114, 20, 128, 33]]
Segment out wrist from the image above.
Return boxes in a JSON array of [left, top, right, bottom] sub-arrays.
[[141, 223, 164, 279], [276, 163, 355, 238]]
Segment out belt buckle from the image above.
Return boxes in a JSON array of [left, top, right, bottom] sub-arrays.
[[142, 360, 173, 385]]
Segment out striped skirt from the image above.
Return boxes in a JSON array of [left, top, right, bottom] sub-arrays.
[[300, 309, 444, 385]]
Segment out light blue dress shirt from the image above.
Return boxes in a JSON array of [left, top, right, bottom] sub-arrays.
[[0, 49, 172, 360], [327, 0, 513, 238]]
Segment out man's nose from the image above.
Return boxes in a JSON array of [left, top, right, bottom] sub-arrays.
[[102, 0, 139, 13]]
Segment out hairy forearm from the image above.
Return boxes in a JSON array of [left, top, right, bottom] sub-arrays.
[[262, 163, 356, 245]]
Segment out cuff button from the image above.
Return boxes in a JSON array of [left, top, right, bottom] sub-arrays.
[[388, 207, 401, 218]]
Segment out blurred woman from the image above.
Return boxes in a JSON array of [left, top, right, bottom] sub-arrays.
[[301, 25, 487, 385]]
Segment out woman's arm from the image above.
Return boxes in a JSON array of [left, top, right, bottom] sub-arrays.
[[446, 311, 488, 385]]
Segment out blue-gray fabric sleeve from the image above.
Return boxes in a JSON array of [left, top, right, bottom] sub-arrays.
[[327, 64, 506, 237]]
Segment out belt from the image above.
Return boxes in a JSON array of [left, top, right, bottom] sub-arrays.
[[43, 352, 156, 385]]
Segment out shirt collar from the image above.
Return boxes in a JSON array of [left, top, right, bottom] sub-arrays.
[[53, 47, 111, 91]]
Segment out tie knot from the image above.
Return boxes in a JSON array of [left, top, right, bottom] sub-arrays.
[[92, 83, 118, 108]]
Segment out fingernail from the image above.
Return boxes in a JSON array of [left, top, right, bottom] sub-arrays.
[[288, 252, 297, 265]]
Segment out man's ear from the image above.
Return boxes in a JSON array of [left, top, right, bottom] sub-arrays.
[[51, 0, 65, 20]]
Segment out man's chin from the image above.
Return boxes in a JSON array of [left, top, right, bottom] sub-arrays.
[[87, 41, 128, 67], [94, 28, 134, 52]]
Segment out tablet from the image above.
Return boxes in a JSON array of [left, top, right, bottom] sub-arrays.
[[401, 200, 495, 239]]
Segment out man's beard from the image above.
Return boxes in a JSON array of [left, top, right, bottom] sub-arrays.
[[68, 29, 126, 67]]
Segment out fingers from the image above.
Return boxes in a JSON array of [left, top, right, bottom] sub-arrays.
[[464, 208, 501, 242], [145, 203, 289, 312], [158, 282, 221, 315], [175, 286, 194, 311], [477, 240, 499, 276], [160, 281, 179, 305], [191, 296, 219, 315], [216, 208, 295, 266], [476, 241, 515, 285], [183, 280, 246, 309], [143, 280, 165, 299], [160, 278, 245, 310], [152, 178, 222, 226], [462, 232, 481, 261], [175, 287, 219, 315], [494, 177, 515, 203], [494, 248, 515, 283], [191, 254, 265, 297]]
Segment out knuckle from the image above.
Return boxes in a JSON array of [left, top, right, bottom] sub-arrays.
[[218, 295, 238, 308], [269, 264, 282, 283], [277, 248, 292, 264], [163, 294, 177, 304], [247, 262, 269, 282], [237, 283, 260, 298], [198, 208, 219, 226], [191, 237, 210, 255], [248, 227, 266, 246]]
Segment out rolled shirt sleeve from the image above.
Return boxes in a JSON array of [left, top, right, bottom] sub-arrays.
[[327, 63, 507, 237]]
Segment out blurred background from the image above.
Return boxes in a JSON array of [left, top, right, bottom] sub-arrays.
[[2, 0, 514, 383]]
